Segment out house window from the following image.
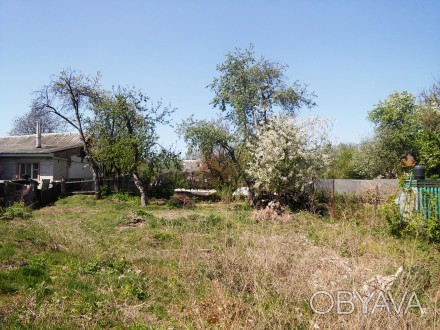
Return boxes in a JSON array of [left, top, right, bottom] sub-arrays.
[[19, 163, 39, 179]]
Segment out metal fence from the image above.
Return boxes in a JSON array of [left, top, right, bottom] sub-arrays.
[[408, 179, 440, 220]]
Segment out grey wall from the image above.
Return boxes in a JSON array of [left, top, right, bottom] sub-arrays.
[[314, 179, 398, 198]]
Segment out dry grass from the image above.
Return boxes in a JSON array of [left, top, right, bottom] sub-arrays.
[[0, 195, 438, 329]]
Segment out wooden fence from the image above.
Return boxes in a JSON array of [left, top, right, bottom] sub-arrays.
[[0, 180, 64, 208], [37, 183, 62, 206], [0, 181, 28, 206]]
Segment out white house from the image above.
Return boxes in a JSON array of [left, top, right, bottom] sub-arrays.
[[0, 128, 93, 186]]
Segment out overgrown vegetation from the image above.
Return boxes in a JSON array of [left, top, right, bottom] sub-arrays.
[[0, 195, 437, 328], [3, 45, 439, 329], [384, 189, 440, 243], [0, 202, 32, 220], [327, 82, 440, 179]]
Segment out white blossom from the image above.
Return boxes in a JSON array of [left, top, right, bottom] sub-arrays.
[[247, 115, 332, 198]]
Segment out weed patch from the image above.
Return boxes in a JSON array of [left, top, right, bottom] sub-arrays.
[[1, 202, 32, 220]]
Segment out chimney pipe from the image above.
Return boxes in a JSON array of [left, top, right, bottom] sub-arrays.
[[36, 122, 42, 148]]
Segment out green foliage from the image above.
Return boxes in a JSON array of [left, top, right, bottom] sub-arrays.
[[99, 184, 110, 197], [112, 192, 134, 202], [201, 214, 223, 230], [383, 198, 408, 238], [359, 91, 419, 178], [83, 255, 130, 275], [325, 143, 362, 179], [178, 118, 246, 192], [384, 190, 440, 243], [1, 202, 32, 220], [90, 87, 172, 175], [217, 185, 234, 203], [179, 118, 236, 159], [139, 151, 186, 199], [179, 46, 317, 205], [416, 103, 440, 176], [90, 86, 174, 205], [152, 232, 175, 243], [361, 84, 440, 178], [209, 44, 315, 137]]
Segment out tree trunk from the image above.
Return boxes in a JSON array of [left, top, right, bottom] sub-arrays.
[[132, 172, 147, 206], [92, 166, 101, 199], [247, 183, 256, 207]]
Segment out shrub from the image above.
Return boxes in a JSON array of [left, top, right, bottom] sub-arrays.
[[99, 184, 110, 197], [2, 202, 32, 220], [216, 186, 233, 203], [247, 115, 331, 205], [168, 194, 194, 208], [384, 190, 440, 243], [111, 192, 139, 205], [252, 200, 290, 222]]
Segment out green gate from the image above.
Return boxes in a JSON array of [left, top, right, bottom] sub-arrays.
[[407, 179, 440, 220]]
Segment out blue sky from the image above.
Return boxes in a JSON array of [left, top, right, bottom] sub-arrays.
[[0, 0, 439, 151]]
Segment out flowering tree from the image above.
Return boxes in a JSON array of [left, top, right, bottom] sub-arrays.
[[247, 115, 331, 202], [181, 46, 316, 205]]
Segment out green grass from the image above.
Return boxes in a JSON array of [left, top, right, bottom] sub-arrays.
[[0, 195, 438, 329]]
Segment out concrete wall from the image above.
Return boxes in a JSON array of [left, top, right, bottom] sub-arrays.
[[314, 179, 398, 198]]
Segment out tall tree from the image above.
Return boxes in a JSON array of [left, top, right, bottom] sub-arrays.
[[181, 46, 316, 205], [32, 68, 102, 198], [324, 143, 361, 179], [9, 108, 67, 135], [417, 78, 440, 176], [209, 45, 315, 137], [90, 87, 173, 206], [365, 91, 419, 178]]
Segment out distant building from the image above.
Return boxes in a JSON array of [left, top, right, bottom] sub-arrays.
[[182, 159, 210, 189], [0, 127, 93, 186]]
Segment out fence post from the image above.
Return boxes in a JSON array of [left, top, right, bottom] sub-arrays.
[[331, 178, 335, 217], [61, 178, 65, 195], [373, 184, 379, 226]]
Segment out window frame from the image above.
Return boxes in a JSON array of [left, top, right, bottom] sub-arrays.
[[16, 161, 40, 180]]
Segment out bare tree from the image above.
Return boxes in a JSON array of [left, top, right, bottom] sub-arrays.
[[420, 77, 440, 109], [32, 68, 102, 198], [9, 108, 68, 135]]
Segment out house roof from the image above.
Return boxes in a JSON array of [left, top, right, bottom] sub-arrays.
[[0, 132, 83, 155]]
